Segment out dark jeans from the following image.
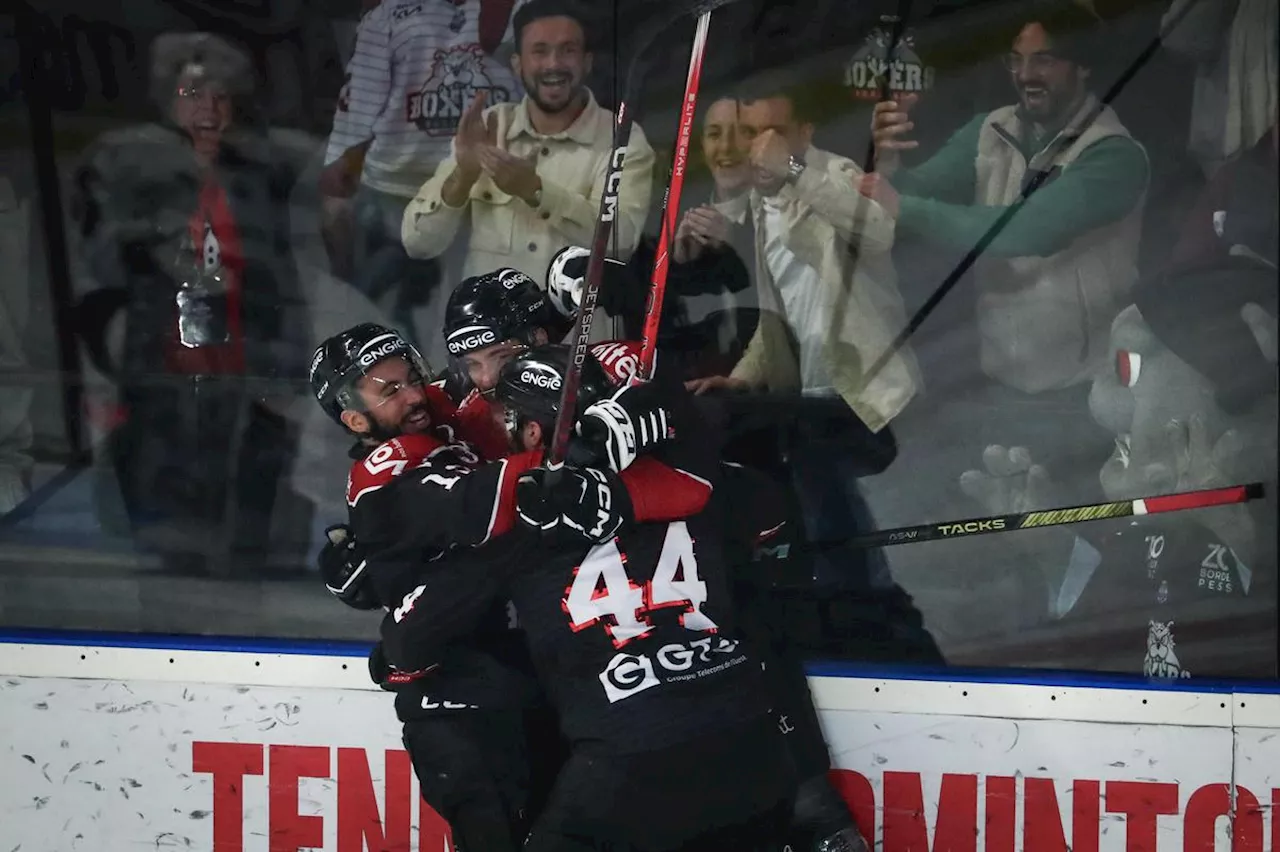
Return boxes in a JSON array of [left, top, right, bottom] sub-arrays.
[[105, 375, 294, 576], [352, 185, 442, 349], [783, 402, 898, 592]]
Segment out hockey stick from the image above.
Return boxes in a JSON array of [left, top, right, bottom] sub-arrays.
[[804, 482, 1265, 553], [856, 0, 1212, 389], [547, 0, 737, 468], [635, 10, 713, 383]]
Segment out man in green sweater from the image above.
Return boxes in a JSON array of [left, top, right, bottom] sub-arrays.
[[860, 2, 1149, 501]]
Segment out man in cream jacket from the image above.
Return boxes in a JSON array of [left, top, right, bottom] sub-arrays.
[[688, 83, 929, 612]]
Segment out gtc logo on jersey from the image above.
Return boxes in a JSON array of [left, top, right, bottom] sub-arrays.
[[598, 636, 746, 704], [600, 652, 660, 703], [407, 45, 512, 136], [843, 21, 934, 101]]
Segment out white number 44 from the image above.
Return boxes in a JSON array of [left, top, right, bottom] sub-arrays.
[[563, 522, 718, 648]]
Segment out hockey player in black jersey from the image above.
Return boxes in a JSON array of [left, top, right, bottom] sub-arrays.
[[382, 344, 799, 851], [309, 319, 704, 852]]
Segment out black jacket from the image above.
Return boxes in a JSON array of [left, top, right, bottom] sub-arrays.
[[73, 122, 309, 386]]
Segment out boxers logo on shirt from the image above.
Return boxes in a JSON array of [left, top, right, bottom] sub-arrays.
[[406, 45, 513, 136]]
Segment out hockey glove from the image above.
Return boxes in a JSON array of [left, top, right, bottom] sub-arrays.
[[319, 524, 381, 610], [515, 466, 634, 545], [575, 381, 675, 472], [368, 641, 439, 692]]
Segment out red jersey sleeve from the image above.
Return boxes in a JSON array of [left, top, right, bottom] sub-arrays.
[[347, 433, 447, 507], [453, 389, 513, 461]]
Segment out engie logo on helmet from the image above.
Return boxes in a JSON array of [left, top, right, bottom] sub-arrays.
[[447, 326, 498, 355], [497, 268, 531, 290], [358, 340, 404, 368], [308, 347, 327, 381], [520, 365, 562, 391]]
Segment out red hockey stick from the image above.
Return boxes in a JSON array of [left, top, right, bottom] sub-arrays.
[[635, 10, 713, 383], [546, 0, 736, 469]]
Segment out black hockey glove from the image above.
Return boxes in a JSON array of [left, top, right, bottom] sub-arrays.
[[319, 525, 381, 610], [515, 465, 634, 545], [572, 381, 675, 472], [368, 641, 439, 692]]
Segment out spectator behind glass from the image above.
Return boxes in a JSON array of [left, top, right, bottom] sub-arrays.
[[625, 94, 760, 380], [677, 80, 938, 667], [1160, 0, 1278, 177], [401, 0, 655, 341], [73, 33, 306, 577], [862, 1, 1149, 501], [318, 0, 525, 356]]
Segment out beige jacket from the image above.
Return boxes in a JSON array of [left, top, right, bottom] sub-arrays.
[[974, 95, 1146, 393], [401, 90, 655, 284], [729, 147, 921, 433]]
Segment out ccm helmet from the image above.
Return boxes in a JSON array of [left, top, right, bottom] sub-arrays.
[[443, 268, 557, 358], [309, 323, 431, 426], [492, 344, 610, 445]]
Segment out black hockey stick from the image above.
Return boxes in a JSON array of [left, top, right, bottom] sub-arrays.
[[803, 482, 1265, 553], [857, 0, 1213, 388], [546, 0, 740, 469]]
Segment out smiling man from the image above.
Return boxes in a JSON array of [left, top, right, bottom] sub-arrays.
[[860, 1, 1149, 503], [401, 0, 654, 342]]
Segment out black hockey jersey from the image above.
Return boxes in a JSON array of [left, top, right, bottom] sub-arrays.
[[381, 461, 785, 752]]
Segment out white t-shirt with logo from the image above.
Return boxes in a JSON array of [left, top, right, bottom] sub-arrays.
[[761, 196, 836, 396], [325, 0, 527, 198]]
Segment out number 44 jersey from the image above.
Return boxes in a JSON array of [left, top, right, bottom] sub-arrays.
[[381, 462, 783, 753]]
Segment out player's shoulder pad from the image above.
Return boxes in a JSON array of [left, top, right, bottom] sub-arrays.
[[590, 339, 645, 387], [348, 433, 447, 507]]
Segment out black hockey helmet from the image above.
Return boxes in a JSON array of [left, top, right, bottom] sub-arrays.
[[443, 268, 559, 358], [492, 344, 611, 445], [309, 323, 432, 426]]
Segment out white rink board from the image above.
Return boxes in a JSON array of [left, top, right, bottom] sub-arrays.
[[0, 656, 1277, 851], [0, 676, 452, 852]]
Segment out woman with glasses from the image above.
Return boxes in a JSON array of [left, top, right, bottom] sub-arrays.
[[74, 33, 308, 577]]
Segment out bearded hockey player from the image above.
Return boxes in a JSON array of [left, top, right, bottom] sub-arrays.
[[383, 344, 798, 852], [309, 318, 707, 851]]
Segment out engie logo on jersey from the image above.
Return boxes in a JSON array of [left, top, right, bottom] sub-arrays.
[[520, 365, 562, 391], [407, 45, 513, 136], [599, 636, 746, 703], [844, 20, 934, 101]]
